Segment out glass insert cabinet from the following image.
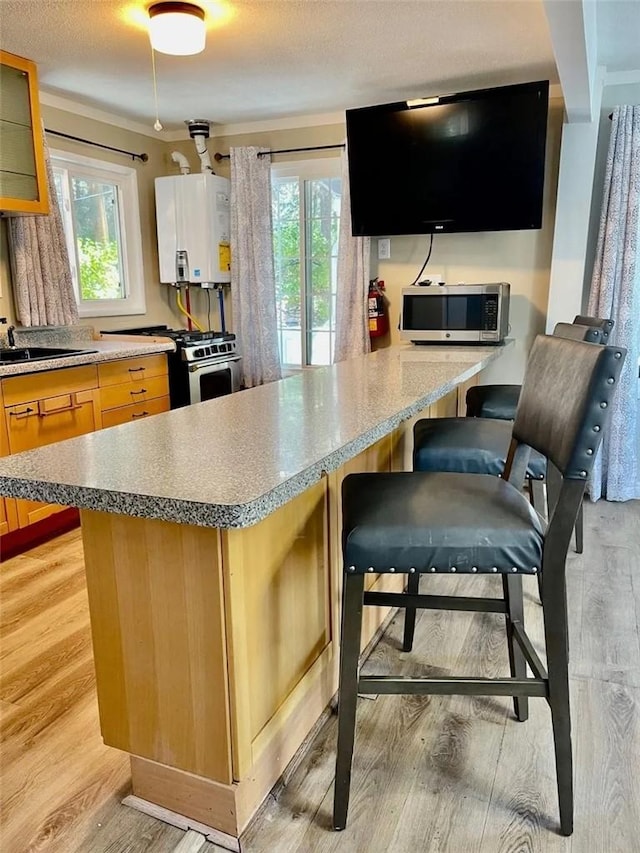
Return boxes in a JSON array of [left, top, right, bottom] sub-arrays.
[[0, 50, 49, 215]]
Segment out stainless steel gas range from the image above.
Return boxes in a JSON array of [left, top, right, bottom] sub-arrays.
[[103, 326, 241, 408]]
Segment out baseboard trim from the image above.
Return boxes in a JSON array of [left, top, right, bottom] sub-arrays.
[[122, 795, 241, 853]]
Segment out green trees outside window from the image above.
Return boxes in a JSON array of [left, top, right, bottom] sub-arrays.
[[272, 172, 340, 366], [53, 170, 124, 301]]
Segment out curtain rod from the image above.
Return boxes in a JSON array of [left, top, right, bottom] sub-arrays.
[[44, 129, 149, 163], [213, 143, 345, 162]]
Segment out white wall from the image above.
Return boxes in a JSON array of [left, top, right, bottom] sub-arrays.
[[544, 70, 604, 332]]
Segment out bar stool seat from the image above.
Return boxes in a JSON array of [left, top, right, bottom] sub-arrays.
[[344, 471, 543, 574], [413, 417, 546, 480]]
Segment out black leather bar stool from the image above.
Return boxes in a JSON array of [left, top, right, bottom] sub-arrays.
[[333, 335, 625, 836]]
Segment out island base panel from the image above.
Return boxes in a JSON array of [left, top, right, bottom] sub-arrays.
[[81, 510, 233, 783]]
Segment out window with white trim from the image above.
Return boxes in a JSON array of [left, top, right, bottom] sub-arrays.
[[271, 159, 341, 366], [51, 149, 145, 317]]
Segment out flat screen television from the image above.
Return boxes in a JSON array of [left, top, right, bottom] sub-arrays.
[[345, 80, 549, 237]]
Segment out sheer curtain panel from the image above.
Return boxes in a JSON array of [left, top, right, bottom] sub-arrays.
[[334, 145, 371, 362], [230, 147, 282, 387], [7, 134, 78, 326], [587, 104, 640, 501]]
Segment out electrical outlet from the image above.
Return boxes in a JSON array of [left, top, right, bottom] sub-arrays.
[[378, 238, 391, 260]]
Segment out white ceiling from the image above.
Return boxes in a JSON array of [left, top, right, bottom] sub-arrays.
[[0, 1, 638, 136]]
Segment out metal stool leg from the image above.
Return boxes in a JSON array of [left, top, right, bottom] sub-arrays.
[[529, 478, 546, 604], [402, 572, 420, 652], [574, 501, 584, 554], [333, 572, 365, 831], [502, 574, 529, 722], [542, 562, 574, 836]]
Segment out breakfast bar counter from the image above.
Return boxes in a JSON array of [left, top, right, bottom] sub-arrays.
[[0, 342, 511, 849]]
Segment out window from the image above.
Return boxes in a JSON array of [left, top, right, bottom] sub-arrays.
[[272, 160, 341, 366], [51, 149, 145, 317]]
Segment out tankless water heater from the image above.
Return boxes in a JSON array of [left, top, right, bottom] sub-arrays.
[[155, 173, 231, 286]]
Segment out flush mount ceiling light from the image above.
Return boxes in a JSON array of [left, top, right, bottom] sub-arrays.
[[148, 2, 206, 55]]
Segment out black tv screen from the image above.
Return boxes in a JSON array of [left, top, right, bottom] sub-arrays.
[[346, 80, 549, 236]]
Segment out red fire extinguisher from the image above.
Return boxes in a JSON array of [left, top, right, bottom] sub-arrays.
[[368, 278, 389, 338]]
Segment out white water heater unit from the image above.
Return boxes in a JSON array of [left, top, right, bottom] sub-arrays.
[[155, 172, 231, 286]]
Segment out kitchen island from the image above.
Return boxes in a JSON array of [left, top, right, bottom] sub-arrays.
[[0, 342, 511, 849]]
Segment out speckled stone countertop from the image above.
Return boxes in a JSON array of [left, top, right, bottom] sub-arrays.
[[0, 342, 512, 528], [0, 333, 175, 378]]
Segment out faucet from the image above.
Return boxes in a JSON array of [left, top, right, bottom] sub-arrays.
[[0, 317, 16, 348]]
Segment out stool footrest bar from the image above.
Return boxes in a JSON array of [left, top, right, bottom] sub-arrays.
[[363, 591, 507, 613], [358, 676, 549, 697]]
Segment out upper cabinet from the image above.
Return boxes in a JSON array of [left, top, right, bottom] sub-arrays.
[[0, 50, 49, 215]]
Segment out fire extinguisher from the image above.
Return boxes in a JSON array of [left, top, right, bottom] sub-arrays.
[[368, 278, 389, 338]]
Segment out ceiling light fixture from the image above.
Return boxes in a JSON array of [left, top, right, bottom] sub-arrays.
[[148, 2, 206, 56]]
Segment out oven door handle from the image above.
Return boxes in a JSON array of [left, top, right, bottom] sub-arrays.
[[188, 357, 241, 373]]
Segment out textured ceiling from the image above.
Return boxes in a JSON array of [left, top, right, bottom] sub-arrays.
[[0, 0, 631, 134]]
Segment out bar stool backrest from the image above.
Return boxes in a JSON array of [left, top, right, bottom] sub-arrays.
[[553, 322, 602, 343], [573, 314, 615, 342], [512, 335, 626, 481]]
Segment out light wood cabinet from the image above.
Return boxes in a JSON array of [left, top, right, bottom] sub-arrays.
[[0, 383, 18, 535], [3, 364, 99, 528], [0, 353, 169, 539], [0, 50, 49, 215], [98, 353, 170, 427]]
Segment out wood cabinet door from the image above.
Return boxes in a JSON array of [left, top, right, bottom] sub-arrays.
[[0, 496, 18, 536], [0, 50, 49, 214], [0, 382, 18, 534], [6, 391, 96, 528]]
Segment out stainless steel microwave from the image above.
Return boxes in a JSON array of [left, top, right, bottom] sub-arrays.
[[400, 282, 510, 344]]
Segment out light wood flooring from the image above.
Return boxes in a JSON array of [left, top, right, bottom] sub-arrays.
[[1, 498, 639, 852]]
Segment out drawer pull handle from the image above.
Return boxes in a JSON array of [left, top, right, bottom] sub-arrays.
[[10, 406, 34, 417], [128, 366, 146, 373], [130, 388, 147, 395], [131, 411, 149, 419], [39, 404, 83, 417]]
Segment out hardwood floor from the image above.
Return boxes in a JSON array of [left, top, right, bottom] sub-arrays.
[[1, 499, 638, 852]]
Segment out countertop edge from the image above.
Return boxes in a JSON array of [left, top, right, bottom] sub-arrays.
[[0, 339, 175, 378]]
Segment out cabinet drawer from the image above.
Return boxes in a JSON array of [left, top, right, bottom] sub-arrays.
[[98, 355, 168, 387], [7, 394, 96, 454], [101, 396, 170, 429], [2, 365, 98, 407], [100, 374, 169, 412]]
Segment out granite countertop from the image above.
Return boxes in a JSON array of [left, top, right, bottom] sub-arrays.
[[0, 342, 512, 529], [0, 336, 175, 378]]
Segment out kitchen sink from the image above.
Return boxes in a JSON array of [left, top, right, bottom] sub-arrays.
[[0, 346, 98, 364]]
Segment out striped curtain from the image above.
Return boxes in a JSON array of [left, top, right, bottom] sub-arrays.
[[587, 105, 640, 501], [7, 132, 78, 326], [334, 143, 371, 362], [230, 146, 282, 387]]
